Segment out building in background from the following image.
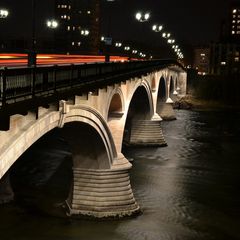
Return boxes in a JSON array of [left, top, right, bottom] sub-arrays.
[[193, 46, 210, 75], [209, 42, 240, 75], [54, 0, 101, 54], [209, 1, 240, 75], [229, 1, 240, 41]]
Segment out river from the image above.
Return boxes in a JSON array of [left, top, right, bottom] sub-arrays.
[[1, 109, 240, 240]]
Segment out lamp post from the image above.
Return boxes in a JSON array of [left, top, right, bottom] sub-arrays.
[[81, 29, 90, 36], [135, 12, 150, 22], [152, 24, 163, 32], [0, 9, 9, 50], [162, 32, 171, 38], [104, 0, 116, 62], [28, 0, 37, 67], [46, 19, 58, 29], [115, 42, 122, 47], [0, 9, 9, 18]]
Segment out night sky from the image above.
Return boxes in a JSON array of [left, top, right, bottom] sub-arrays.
[[0, 0, 234, 47]]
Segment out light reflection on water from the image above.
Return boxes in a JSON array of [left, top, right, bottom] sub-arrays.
[[1, 110, 240, 240]]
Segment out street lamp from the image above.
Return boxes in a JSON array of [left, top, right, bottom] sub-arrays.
[[135, 12, 150, 22], [28, 0, 37, 67], [81, 29, 90, 36], [152, 24, 163, 32], [167, 39, 175, 44], [162, 32, 171, 38], [104, 0, 116, 62], [0, 9, 9, 18], [115, 42, 122, 47], [46, 19, 58, 29]]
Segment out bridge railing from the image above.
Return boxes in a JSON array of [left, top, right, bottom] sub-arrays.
[[0, 60, 182, 108]]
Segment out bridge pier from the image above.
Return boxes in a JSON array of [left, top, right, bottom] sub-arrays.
[[125, 118, 167, 147], [0, 173, 14, 204], [61, 121, 139, 219], [157, 98, 176, 121], [67, 162, 140, 219]]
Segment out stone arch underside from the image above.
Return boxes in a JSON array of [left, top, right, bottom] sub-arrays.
[[107, 90, 124, 120], [156, 76, 167, 114], [156, 76, 176, 121], [123, 81, 166, 146], [169, 76, 174, 98], [0, 106, 117, 181]]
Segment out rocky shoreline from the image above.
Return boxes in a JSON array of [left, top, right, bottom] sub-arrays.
[[173, 95, 240, 111]]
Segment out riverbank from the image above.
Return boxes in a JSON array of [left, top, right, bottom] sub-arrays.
[[173, 95, 240, 111]]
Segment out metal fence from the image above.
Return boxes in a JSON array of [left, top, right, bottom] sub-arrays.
[[0, 60, 181, 108]]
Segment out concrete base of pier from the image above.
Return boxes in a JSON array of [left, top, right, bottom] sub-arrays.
[[158, 102, 176, 121], [66, 167, 140, 219], [125, 120, 167, 147]]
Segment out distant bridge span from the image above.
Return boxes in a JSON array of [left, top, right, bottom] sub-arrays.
[[0, 60, 187, 218]]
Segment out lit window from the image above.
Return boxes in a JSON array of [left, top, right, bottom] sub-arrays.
[[73, 26, 75, 30], [232, 30, 236, 34], [77, 42, 81, 46], [200, 53, 206, 57], [69, 5, 71, 9], [72, 42, 75, 46], [233, 9, 237, 13], [233, 20, 236, 23], [233, 15, 236, 18], [87, 11, 91, 14], [235, 57, 239, 62], [237, 31, 240, 34], [67, 26, 70, 31], [221, 61, 226, 65]]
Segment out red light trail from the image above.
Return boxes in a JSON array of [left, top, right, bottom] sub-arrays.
[[0, 53, 131, 67]]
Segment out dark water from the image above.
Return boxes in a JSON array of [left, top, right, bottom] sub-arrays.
[[1, 110, 240, 240]]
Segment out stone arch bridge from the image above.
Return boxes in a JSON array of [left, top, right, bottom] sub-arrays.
[[0, 60, 187, 218]]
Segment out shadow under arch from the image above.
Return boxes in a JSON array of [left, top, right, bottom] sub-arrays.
[[123, 83, 154, 144], [169, 76, 174, 99], [106, 88, 125, 120], [156, 76, 167, 113], [5, 117, 114, 215], [0, 105, 117, 181]]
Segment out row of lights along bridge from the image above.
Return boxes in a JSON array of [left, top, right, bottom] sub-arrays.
[[0, 5, 184, 65]]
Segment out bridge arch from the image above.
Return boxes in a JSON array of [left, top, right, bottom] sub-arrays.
[[106, 88, 125, 120], [0, 105, 117, 180], [157, 76, 167, 102], [64, 106, 118, 168], [128, 78, 154, 118], [122, 79, 154, 145], [156, 76, 167, 116], [169, 76, 174, 99]]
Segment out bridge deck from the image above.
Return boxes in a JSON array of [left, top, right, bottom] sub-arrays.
[[0, 59, 184, 129]]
